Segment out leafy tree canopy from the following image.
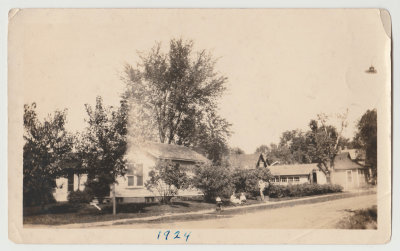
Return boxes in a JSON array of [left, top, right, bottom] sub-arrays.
[[123, 38, 231, 164], [23, 103, 74, 206]]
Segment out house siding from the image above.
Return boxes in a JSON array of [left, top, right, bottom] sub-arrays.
[[114, 149, 203, 203], [53, 174, 88, 202]]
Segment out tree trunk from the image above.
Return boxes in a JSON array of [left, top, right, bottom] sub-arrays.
[[112, 183, 116, 215]]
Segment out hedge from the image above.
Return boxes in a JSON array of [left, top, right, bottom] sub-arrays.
[[67, 190, 93, 204], [267, 183, 343, 198]]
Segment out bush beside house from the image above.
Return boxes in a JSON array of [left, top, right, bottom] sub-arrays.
[[67, 190, 93, 204], [192, 163, 234, 202]]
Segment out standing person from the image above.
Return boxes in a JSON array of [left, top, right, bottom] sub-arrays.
[[216, 196, 222, 212], [258, 180, 266, 201]]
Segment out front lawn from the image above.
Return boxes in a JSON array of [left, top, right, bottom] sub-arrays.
[[23, 197, 266, 225], [23, 199, 216, 225]]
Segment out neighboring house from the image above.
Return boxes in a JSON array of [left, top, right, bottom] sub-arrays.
[[228, 153, 326, 185], [228, 153, 268, 169], [330, 152, 368, 190], [113, 142, 208, 203], [268, 163, 327, 186], [230, 151, 368, 190]]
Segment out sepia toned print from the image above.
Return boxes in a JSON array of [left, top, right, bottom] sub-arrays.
[[8, 9, 391, 243]]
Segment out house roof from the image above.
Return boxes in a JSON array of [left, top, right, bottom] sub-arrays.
[[268, 163, 318, 176], [142, 142, 208, 162], [228, 153, 264, 169], [340, 148, 365, 160], [333, 152, 365, 170]]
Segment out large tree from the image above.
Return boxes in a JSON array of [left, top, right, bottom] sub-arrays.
[[79, 96, 128, 199], [23, 103, 73, 206], [123, 39, 231, 162], [354, 109, 377, 182]]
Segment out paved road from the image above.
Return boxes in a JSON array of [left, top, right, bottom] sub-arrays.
[[106, 194, 376, 229]]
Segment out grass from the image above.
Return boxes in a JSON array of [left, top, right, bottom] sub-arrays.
[[336, 205, 377, 229], [23, 197, 266, 225]]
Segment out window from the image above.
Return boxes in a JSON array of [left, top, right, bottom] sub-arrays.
[[127, 176, 134, 186], [288, 177, 294, 183], [347, 170, 352, 183], [294, 177, 300, 182], [127, 164, 144, 187], [136, 165, 143, 186], [281, 177, 287, 182]]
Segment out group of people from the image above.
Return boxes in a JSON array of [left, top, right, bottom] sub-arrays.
[[215, 180, 269, 211], [229, 192, 247, 205]]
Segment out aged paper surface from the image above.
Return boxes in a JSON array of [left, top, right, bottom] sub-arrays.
[[8, 9, 391, 244]]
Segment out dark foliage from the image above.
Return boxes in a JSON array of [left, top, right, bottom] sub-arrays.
[[232, 168, 273, 197], [354, 109, 377, 182], [267, 183, 343, 198], [67, 190, 93, 204], [192, 163, 234, 202], [23, 103, 74, 206]]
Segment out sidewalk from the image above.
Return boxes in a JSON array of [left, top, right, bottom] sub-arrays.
[[27, 189, 376, 228]]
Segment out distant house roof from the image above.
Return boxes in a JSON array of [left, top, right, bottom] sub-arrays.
[[333, 152, 365, 170], [340, 148, 365, 160], [142, 142, 208, 163], [268, 163, 318, 176], [228, 153, 266, 169]]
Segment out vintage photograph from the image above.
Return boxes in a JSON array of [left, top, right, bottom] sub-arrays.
[[8, 8, 392, 243]]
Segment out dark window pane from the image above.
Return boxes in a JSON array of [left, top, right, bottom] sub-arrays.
[[137, 175, 143, 186], [128, 176, 134, 186]]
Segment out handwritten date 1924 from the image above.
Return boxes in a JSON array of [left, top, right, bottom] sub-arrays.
[[157, 230, 191, 242]]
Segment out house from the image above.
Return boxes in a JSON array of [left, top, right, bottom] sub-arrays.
[[268, 163, 327, 185], [330, 152, 368, 190], [230, 150, 368, 190], [52, 155, 88, 202], [228, 153, 268, 169], [268, 153, 368, 189], [53, 142, 208, 203], [113, 142, 208, 203]]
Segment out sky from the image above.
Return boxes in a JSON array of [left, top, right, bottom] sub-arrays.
[[10, 9, 391, 153]]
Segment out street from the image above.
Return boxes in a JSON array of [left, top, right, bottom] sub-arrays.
[[106, 194, 377, 229]]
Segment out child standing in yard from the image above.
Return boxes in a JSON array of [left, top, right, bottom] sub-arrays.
[[216, 196, 223, 212]]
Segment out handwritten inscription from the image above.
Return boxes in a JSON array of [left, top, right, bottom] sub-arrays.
[[157, 230, 191, 242]]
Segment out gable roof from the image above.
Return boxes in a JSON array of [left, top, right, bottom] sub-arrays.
[[333, 152, 365, 170], [142, 142, 208, 163], [228, 153, 266, 169], [340, 148, 365, 160], [268, 163, 318, 176]]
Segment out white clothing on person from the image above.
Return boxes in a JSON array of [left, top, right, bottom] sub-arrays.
[[239, 193, 247, 203], [230, 193, 241, 204]]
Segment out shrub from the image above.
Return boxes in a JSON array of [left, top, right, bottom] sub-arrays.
[[145, 160, 190, 204], [337, 206, 377, 229], [267, 183, 343, 198], [84, 174, 113, 203], [192, 163, 234, 202], [232, 168, 273, 197], [67, 190, 93, 204]]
